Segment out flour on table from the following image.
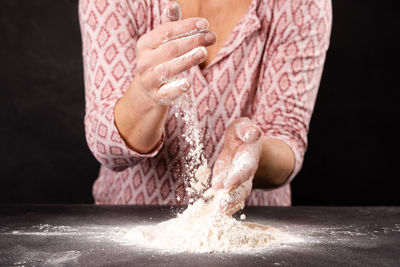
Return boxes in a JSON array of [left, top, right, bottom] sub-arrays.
[[124, 81, 294, 253], [123, 166, 294, 253]]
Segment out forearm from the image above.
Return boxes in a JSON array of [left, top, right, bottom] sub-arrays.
[[115, 76, 168, 154], [253, 137, 295, 189]]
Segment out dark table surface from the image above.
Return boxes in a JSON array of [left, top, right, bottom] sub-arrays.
[[0, 205, 399, 266]]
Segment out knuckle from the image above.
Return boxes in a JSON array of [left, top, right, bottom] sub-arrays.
[[136, 60, 147, 74], [182, 21, 193, 34], [139, 74, 150, 90], [182, 50, 198, 65], [136, 35, 145, 50], [157, 63, 170, 81], [183, 54, 196, 66], [164, 23, 174, 39], [190, 35, 201, 48], [234, 118, 244, 124], [167, 43, 180, 58]]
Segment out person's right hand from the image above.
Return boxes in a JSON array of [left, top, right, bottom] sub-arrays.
[[134, 2, 216, 105]]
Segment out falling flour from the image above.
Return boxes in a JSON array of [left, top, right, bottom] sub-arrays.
[[139, 26, 293, 251], [172, 95, 209, 199], [124, 164, 295, 253]]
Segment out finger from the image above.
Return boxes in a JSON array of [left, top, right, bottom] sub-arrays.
[[161, 1, 182, 23], [220, 180, 252, 215], [223, 141, 261, 191], [233, 118, 262, 144], [235, 124, 262, 144], [139, 18, 209, 50], [141, 46, 207, 89], [154, 78, 191, 105], [212, 120, 246, 190], [139, 31, 216, 71], [222, 118, 253, 152], [212, 126, 243, 190], [211, 151, 232, 190], [212, 118, 258, 191]]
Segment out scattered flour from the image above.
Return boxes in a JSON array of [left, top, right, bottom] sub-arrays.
[[148, 25, 293, 252], [131, 74, 294, 253], [173, 95, 209, 199], [123, 191, 293, 253], [123, 166, 294, 253]]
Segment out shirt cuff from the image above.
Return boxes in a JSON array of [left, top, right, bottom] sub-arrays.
[[97, 98, 165, 171]]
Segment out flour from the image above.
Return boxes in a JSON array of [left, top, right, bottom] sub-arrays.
[[169, 46, 207, 64], [135, 72, 290, 253], [190, 162, 211, 193], [124, 166, 294, 253], [124, 190, 293, 253], [161, 29, 208, 45], [142, 16, 290, 251], [159, 2, 210, 199], [228, 150, 256, 185], [157, 77, 189, 106], [172, 95, 209, 199]]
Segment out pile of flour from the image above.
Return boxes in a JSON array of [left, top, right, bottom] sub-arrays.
[[123, 165, 293, 253], [123, 93, 294, 253], [123, 191, 292, 253]]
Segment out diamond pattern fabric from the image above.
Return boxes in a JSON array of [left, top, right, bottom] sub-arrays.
[[79, 0, 332, 205]]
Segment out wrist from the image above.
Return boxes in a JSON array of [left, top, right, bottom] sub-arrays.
[[114, 76, 169, 154], [127, 75, 169, 115]]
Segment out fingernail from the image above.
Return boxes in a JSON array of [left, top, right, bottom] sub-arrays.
[[194, 47, 206, 60], [223, 180, 233, 192], [235, 122, 262, 143], [196, 19, 209, 30], [157, 98, 172, 106], [159, 74, 169, 84], [243, 127, 262, 143], [204, 32, 216, 44], [211, 178, 221, 191], [219, 202, 227, 212], [168, 2, 181, 20], [181, 81, 190, 91], [211, 178, 217, 189]]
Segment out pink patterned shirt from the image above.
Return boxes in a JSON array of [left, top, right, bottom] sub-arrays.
[[78, 0, 332, 205]]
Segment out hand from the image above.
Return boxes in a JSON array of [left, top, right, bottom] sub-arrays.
[[211, 118, 262, 215], [134, 1, 216, 105]]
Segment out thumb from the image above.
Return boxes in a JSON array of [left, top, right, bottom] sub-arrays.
[[233, 118, 262, 144], [161, 1, 182, 24]]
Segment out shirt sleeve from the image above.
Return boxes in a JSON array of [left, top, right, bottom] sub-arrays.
[[251, 0, 332, 183], [79, 0, 164, 171]]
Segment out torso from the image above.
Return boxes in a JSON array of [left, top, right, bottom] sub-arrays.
[[175, 0, 252, 69], [82, 0, 331, 206]]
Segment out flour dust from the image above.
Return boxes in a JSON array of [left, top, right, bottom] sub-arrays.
[[122, 96, 297, 253]]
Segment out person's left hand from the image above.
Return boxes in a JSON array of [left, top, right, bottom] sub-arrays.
[[211, 117, 262, 215]]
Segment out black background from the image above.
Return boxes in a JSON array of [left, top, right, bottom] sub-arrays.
[[0, 0, 399, 205]]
